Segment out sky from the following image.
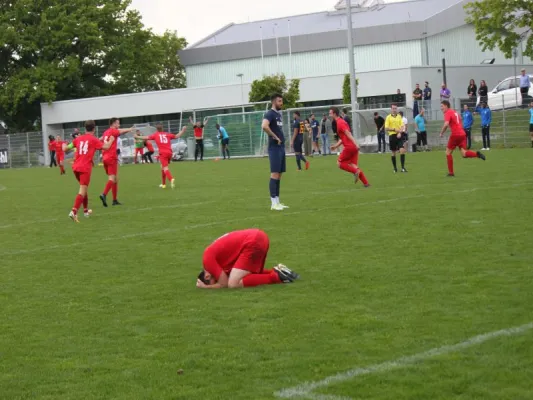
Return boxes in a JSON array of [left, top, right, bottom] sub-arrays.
[[129, 0, 401, 46]]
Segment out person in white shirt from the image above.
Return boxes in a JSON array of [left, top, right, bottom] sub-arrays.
[[116, 136, 123, 165], [399, 111, 409, 152]]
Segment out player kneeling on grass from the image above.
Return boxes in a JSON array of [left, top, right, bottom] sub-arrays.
[[329, 107, 370, 187], [439, 100, 485, 177], [64, 120, 115, 223], [135, 124, 187, 189], [196, 229, 299, 289]]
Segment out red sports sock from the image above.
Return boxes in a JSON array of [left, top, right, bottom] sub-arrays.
[[83, 195, 88, 212], [339, 162, 358, 174], [464, 150, 477, 158], [112, 183, 118, 201], [359, 171, 369, 185], [72, 194, 84, 213], [165, 170, 173, 181], [447, 154, 454, 174], [103, 180, 113, 196], [161, 170, 166, 185], [242, 271, 281, 287]]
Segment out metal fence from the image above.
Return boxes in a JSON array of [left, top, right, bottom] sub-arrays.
[[1, 95, 531, 169]]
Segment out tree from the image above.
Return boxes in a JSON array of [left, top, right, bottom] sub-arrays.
[[342, 74, 360, 105], [248, 74, 300, 109], [0, 0, 187, 131], [465, 0, 533, 59]]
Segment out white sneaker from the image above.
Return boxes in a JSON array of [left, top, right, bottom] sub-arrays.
[[270, 203, 284, 211], [279, 203, 290, 209], [84, 209, 93, 218], [159, 184, 166, 189], [486, 148, 490, 151], [481, 148, 486, 151], [171, 178, 176, 189]]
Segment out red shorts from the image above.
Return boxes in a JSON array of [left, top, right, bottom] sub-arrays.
[[159, 154, 172, 168], [338, 147, 359, 165], [135, 148, 144, 155], [74, 171, 91, 186], [233, 230, 270, 274], [103, 159, 118, 176], [56, 154, 64, 164], [447, 135, 467, 150]]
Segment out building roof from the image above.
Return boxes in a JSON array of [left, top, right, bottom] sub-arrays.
[[189, 0, 464, 50]]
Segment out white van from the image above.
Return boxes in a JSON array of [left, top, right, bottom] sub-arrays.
[[485, 75, 533, 110]]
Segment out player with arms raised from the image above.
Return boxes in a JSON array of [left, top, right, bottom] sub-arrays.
[[99, 118, 134, 207], [64, 120, 114, 222], [329, 107, 370, 186], [196, 229, 299, 289], [439, 100, 485, 177], [135, 124, 187, 189]]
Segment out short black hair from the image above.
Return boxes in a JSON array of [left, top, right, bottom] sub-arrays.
[[48, 135, 55, 140], [85, 120, 96, 132], [271, 93, 282, 102], [109, 117, 119, 126], [373, 112, 379, 116], [198, 271, 209, 285], [294, 111, 300, 117], [330, 106, 340, 117], [441, 100, 451, 108], [342, 108, 349, 114]]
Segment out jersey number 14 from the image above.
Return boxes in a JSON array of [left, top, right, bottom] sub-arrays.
[[78, 141, 89, 155]]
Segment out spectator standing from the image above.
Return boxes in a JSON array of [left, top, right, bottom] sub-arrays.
[[393, 89, 405, 106], [440, 83, 451, 102], [412, 83, 423, 117], [303, 118, 312, 156], [423, 82, 432, 118], [467, 79, 477, 108], [414, 108, 428, 151], [478, 80, 489, 105], [341, 108, 352, 131], [48, 135, 57, 167], [320, 115, 331, 155], [519, 69, 531, 106], [310, 114, 321, 156], [462, 104, 474, 150], [399, 111, 409, 151], [373, 112, 386, 153], [475, 101, 492, 150]]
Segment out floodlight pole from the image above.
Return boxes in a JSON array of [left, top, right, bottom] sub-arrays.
[[346, 0, 359, 137]]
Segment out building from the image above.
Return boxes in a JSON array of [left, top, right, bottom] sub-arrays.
[[40, 0, 531, 163]]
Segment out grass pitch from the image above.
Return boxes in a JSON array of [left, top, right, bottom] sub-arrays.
[[1, 149, 532, 400]]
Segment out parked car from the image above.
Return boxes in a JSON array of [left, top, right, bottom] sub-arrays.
[[483, 75, 533, 110]]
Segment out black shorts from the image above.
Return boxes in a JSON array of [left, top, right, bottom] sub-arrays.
[[293, 138, 303, 153], [389, 134, 402, 151], [268, 146, 286, 173], [417, 131, 427, 146], [530, 123, 533, 133], [221, 138, 229, 145]]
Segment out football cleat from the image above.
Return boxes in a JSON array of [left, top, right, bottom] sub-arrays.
[[112, 200, 122, 206], [84, 209, 93, 217], [279, 203, 290, 209], [274, 265, 299, 282], [401, 168, 408, 173], [69, 211, 79, 223], [447, 173, 455, 177], [99, 194, 108, 208], [305, 160, 310, 170], [354, 171, 360, 184], [477, 151, 486, 161], [171, 179, 176, 189], [276, 264, 300, 280], [270, 204, 284, 211], [159, 184, 166, 189]]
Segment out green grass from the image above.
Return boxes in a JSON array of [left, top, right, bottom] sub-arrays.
[[1, 149, 533, 400]]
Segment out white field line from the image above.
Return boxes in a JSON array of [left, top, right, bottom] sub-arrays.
[[275, 322, 533, 400], [0, 184, 6, 191], [1, 182, 530, 257]]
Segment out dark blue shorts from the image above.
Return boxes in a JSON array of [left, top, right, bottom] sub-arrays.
[[312, 133, 319, 142], [268, 146, 286, 173], [293, 138, 303, 153], [221, 138, 229, 145]]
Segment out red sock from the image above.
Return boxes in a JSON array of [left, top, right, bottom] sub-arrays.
[[83, 195, 88, 212], [112, 183, 118, 201], [464, 150, 477, 158], [162, 171, 166, 185], [242, 271, 281, 287], [165, 170, 173, 181], [60, 165, 65, 174], [447, 154, 454, 174], [359, 171, 369, 185], [103, 180, 113, 196], [72, 194, 84, 213], [339, 162, 358, 174]]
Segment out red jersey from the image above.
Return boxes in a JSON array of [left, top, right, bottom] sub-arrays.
[[194, 126, 204, 138], [72, 134, 103, 173], [145, 140, 154, 152], [336, 118, 356, 149], [202, 229, 260, 280], [101, 128, 121, 161], [48, 141, 55, 151], [147, 132, 176, 157], [54, 140, 66, 155], [444, 109, 466, 136]]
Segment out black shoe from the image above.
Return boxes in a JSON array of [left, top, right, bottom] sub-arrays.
[[274, 265, 300, 283], [112, 200, 122, 206], [477, 151, 486, 161], [99, 194, 108, 208], [401, 168, 408, 173], [447, 173, 455, 177], [393, 169, 397, 173]]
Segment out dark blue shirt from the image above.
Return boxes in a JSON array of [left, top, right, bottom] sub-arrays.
[[264, 109, 284, 147], [292, 119, 303, 142], [311, 119, 319, 135]]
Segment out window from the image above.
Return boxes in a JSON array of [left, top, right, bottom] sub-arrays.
[[496, 79, 511, 92]]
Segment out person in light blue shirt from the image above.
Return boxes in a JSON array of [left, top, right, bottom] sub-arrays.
[[216, 123, 230, 160], [520, 69, 531, 107], [414, 108, 428, 151], [529, 101, 533, 148], [462, 104, 474, 149], [475, 101, 492, 150]]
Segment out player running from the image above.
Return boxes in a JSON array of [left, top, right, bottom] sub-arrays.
[[134, 124, 187, 189], [196, 229, 300, 289], [64, 120, 114, 223], [55, 135, 67, 175], [329, 107, 370, 187], [439, 100, 485, 177], [99, 118, 134, 207], [262, 94, 289, 211]]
